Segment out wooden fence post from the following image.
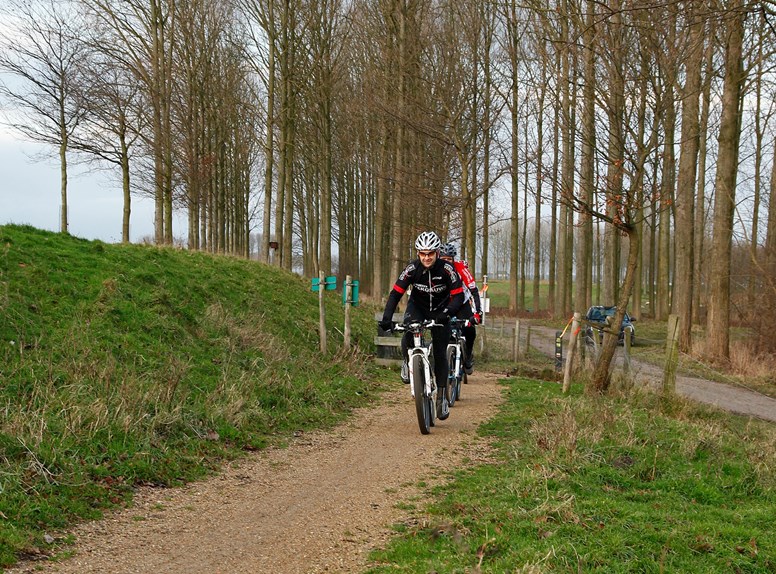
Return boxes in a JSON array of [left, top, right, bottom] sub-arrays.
[[663, 314, 679, 395], [512, 319, 521, 361], [562, 312, 581, 393], [526, 325, 531, 356], [623, 325, 632, 377]]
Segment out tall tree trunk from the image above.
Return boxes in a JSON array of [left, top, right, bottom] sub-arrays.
[[761, 136, 776, 352], [548, 50, 561, 316], [372, 120, 389, 299], [481, 1, 493, 279], [534, 47, 547, 312], [673, 9, 703, 352], [576, 0, 595, 314], [59, 117, 69, 234], [707, 3, 746, 362], [693, 35, 714, 325], [508, 0, 519, 312], [602, 0, 624, 306], [555, 6, 571, 318], [591, 227, 640, 392], [748, 16, 765, 310], [657, 82, 675, 320], [262, 2, 276, 264]]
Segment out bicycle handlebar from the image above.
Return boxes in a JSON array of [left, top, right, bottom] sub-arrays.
[[393, 319, 444, 332], [389, 317, 472, 333]]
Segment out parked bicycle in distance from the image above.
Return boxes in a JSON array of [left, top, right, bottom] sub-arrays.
[[447, 317, 471, 407], [393, 318, 445, 435]]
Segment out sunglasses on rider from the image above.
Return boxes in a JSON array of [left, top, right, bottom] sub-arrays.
[[417, 250, 436, 258]]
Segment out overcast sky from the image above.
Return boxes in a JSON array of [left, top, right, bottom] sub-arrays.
[[0, 124, 171, 244]]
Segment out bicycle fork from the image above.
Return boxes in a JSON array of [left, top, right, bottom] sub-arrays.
[[408, 348, 434, 400], [447, 343, 460, 385]]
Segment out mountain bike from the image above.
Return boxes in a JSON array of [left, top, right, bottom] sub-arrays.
[[446, 318, 470, 407], [394, 318, 444, 435]]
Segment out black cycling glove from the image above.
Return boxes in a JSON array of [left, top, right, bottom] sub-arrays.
[[434, 310, 450, 325], [378, 318, 395, 332]]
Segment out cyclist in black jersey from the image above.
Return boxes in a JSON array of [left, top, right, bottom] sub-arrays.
[[378, 231, 464, 420]]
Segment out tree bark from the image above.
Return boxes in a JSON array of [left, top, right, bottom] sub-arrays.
[[673, 8, 703, 352], [706, 3, 746, 362]]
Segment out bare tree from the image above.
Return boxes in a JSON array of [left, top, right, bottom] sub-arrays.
[[0, 0, 89, 234], [71, 59, 144, 243], [706, 2, 747, 362], [672, 2, 704, 352]]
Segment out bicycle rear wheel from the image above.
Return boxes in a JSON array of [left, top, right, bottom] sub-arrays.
[[457, 342, 466, 396], [446, 345, 457, 407], [411, 354, 432, 434]]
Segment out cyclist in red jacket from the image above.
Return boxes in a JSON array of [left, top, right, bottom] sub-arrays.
[[378, 231, 464, 420], [440, 242, 482, 374]]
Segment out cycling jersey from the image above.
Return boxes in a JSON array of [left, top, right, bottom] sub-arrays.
[[451, 260, 482, 315], [381, 257, 464, 322]]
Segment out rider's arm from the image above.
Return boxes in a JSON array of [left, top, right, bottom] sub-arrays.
[[381, 262, 416, 323], [470, 287, 482, 315], [457, 263, 482, 314]]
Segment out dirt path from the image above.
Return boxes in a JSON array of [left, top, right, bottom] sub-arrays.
[[7, 373, 504, 574], [7, 330, 774, 574], [527, 325, 776, 423]]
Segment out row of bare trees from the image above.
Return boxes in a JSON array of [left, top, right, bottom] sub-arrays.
[[2, 0, 776, 379]]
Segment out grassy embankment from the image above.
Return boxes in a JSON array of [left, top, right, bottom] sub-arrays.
[[0, 224, 385, 568]]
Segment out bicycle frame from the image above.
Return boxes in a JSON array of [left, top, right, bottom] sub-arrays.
[[395, 319, 442, 409], [447, 318, 468, 400], [399, 322, 436, 399]]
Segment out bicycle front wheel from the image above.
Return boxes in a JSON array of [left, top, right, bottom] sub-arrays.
[[411, 354, 432, 435]]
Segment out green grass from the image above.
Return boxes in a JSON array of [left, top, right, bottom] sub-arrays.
[[0, 224, 387, 568], [366, 381, 776, 573], [3, 225, 775, 573]]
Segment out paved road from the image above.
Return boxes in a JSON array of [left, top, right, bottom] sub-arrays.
[[522, 325, 776, 424]]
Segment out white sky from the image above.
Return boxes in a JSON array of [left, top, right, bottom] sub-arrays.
[[0, 125, 166, 243]]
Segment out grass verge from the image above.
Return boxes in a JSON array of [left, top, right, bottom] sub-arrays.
[[366, 380, 776, 573]]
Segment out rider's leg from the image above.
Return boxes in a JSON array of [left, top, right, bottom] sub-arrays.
[[457, 307, 476, 372], [431, 323, 452, 419]]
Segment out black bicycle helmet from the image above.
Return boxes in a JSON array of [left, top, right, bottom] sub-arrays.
[[414, 231, 442, 251]]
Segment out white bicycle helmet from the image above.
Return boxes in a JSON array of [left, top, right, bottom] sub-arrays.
[[415, 231, 442, 251], [440, 242, 457, 258]]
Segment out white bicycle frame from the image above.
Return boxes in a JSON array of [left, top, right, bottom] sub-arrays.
[[446, 340, 461, 384], [408, 329, 434, 400], [448, 321, 467, 383], [402, 322, 438, 408]]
